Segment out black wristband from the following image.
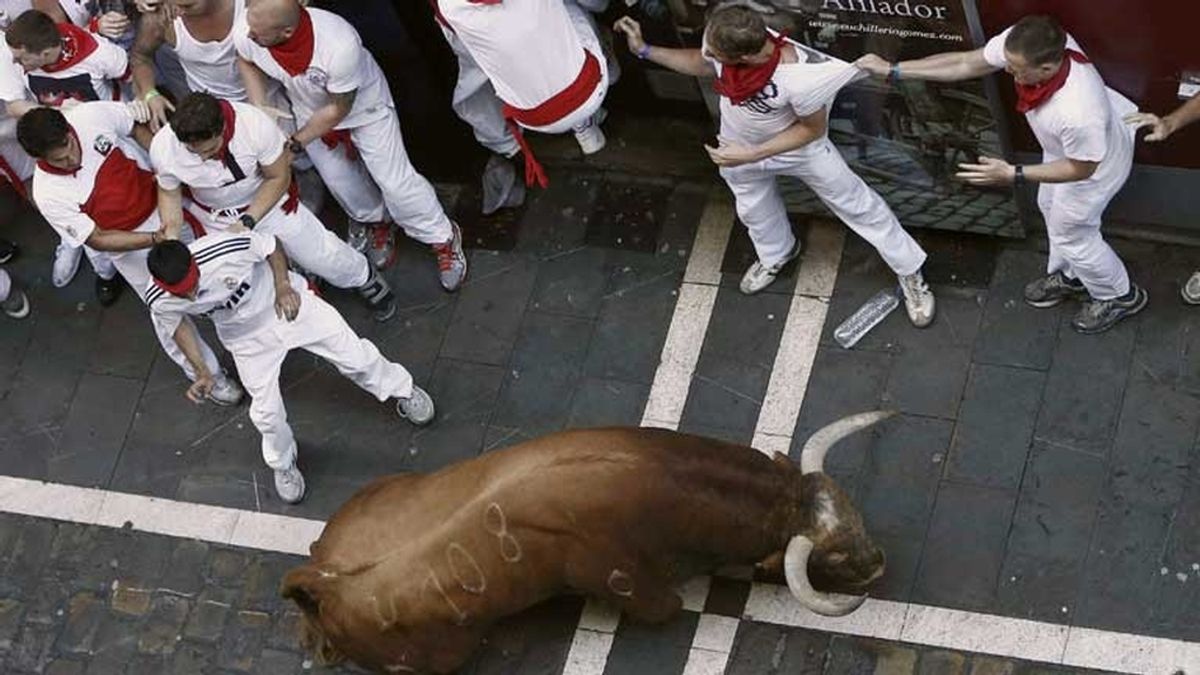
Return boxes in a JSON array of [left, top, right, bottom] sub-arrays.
[[239, 213, 257, 229], [1014, 165, 1025, 186], [286, 137, 304, 153]]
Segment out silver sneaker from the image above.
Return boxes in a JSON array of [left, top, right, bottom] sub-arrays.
[[1072, 284, 1148, 334], [898, 270, 936, 328], [481, 154, 526, 215], [432, 222, 467, 292], [1024, 271, 1086, 308], [739, 239, 801, 295], [273, 464, 306, 504], [396, 384, 435, 426], [367, 223, 397, 270], [573, 108, 607, 155], [52, 241, 82, 288], [2, 289, 29, 319], [207, 370, 244, 406], [346, 221, 370, 255], [1182, 271, 1200, 305]]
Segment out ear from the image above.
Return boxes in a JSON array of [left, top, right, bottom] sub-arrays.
[[280, 564, 325, 616], [771, 451, 794, 468]]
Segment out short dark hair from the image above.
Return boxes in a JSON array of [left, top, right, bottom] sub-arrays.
[[147, 240, 194, 285], [171, 93, 225, 145], [6, 10, 62, 53], [1004, 15, 1067, 67], [706, 5, 768, 60], [17, 107, 70, 158]]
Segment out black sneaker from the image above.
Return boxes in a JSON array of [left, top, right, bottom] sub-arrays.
[[1072, 285, 1148, 334], [1024, 271, 1086, 308], [0, 238, 17, 265], [95, 275, 123, 307]]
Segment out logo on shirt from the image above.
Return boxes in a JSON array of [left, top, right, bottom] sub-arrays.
[[737, 82, 780, 115], [223, 276, 240, 290], [305, 67, 329, 88], [93, 135, 114, 156]]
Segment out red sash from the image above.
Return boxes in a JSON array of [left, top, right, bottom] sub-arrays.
[[501, 50, 602, 188], [1015, 50, 1089, 113]]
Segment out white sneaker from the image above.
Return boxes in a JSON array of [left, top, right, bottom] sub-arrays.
[[898, 270, 936, 328], [273, 464, 306, 504], [1182, 271, 1200, 305], [52, 242, 82, 288], [396, 384, 435, 426], [573, 110, 607, 155], [739, 240, 802, 295], [207, 370, 244, 406], [2, 289, 29, 319]]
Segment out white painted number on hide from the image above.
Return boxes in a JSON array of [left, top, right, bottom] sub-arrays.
[[607, 569, 635, 597], [424, 567, 472, 625], [447, 543, 487, 594], [484, 502, 523, 563]]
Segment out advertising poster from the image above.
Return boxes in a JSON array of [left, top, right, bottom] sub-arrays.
[[767, 0, 1025, 237]]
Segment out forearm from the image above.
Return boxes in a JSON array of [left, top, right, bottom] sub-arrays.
[[172, 321, 212, 379], [749, 120, 825, 160], [86, 228, 160, 252], [238, 58, 270, 107], [643, 47, 716, 78], [6, 100, 37, 120], [292, 103, 346, 145], [129, 52, 160, 99], [157, 187, 185, 237], [1021, 158, 1097, 184], [266, 244, 291, 289], [1163, 95, 1200, 136], [245, 172, 290, 222], [895, 50, 994, 82]]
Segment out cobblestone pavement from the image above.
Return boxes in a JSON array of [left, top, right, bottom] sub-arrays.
[[0, 513, 1117, 674]]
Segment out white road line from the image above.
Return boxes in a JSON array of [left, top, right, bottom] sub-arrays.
[[681, 220, 846, 674], [0, 474, 1196, 674], [564, 188, 734, 675]]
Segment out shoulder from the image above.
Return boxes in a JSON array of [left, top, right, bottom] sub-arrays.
[[192, 232, 255, 262], [149, 125, 179, 159]]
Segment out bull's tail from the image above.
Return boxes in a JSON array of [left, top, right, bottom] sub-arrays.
[[280, 565, 347, 666]]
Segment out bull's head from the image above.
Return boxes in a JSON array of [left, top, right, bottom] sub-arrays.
[[781, 411, 892, 617]]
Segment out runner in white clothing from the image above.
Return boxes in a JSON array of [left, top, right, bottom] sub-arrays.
[[145, 230, 436, 504], [615, 7, 936, 327], [150, 92, 397, 321], [236, 0, 468, 290], [16, 101, 244, 403], [857, 14, 1146, 334]]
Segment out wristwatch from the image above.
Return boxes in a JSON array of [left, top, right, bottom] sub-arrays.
[[239, 213, 257, 229], [1014, 165, 1026, 187], [286, 136, 304, 153]]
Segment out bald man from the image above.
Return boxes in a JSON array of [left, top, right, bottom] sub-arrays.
[[235, 0, 467, 291]]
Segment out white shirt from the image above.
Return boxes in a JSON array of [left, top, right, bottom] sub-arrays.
[[983, 26, 1137, 171], [706, 34, 864, 148], [437, 0, 588, 109], [31, 101, 156, 247], [25, 26, 127, 105], [0, 38, 30, 137], [0, 1, 31, 30], [150, 101, 286, 219], [233, 7, 391, 129], [172, 0, 247, 101], [147, 230, 301, 342]]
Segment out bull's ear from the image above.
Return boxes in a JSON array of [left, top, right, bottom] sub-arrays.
[[771, 451, 793, 467], [280, 565, 324, 614]]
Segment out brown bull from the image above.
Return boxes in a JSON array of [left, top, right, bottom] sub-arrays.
[[281, 411, 891, 674]]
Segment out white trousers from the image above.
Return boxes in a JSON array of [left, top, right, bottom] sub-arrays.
[[224, 286, 414, 470], [304, 111, 452, 244], [302, 136, 387, 224], [518, 1, 610, 135], [1037, 128, 1134, 301], [114, 215, 221, 381], [720, 137, 926, 275], [439, 25, 520, 158]]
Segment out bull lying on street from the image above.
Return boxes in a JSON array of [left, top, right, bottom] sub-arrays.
[[281, 411, 892, 674]]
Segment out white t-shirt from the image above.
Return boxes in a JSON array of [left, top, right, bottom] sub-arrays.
[[706, 33, 864, 148], [983, 26, 1137, 169], [31, 101, 157, 247], [172, 0, 246, 101], [147, 230, 301, 342], [437, 0, 590, 110], [25, 24, 127, 105], [0, 1, 31, 29], [151, 101, 286, 220], [233, 7, 391, 129]]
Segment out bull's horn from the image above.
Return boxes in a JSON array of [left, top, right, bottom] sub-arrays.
[[799, 411, 895, 474], [783, 535, 867, 617]]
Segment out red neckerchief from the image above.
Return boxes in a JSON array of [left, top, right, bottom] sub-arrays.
[[1015, 49, 1089, 113], [267, 7, 315, 77], [42, 23, 99, 73], [713, 33, 787, 105], [36, 127, 82, 176], [153, 259, 200, 296]]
